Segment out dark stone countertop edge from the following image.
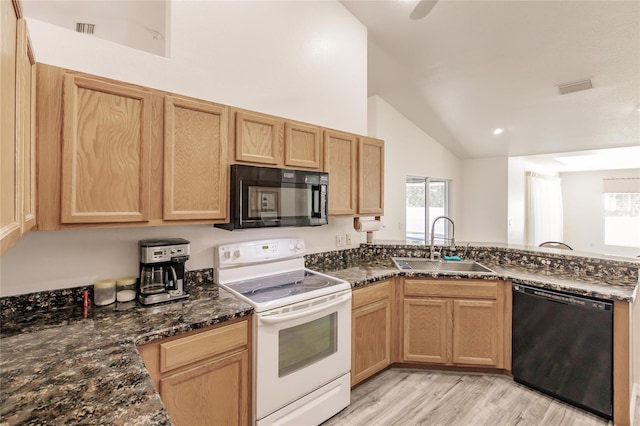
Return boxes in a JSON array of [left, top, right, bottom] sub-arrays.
[[323, 264, 638, 302]]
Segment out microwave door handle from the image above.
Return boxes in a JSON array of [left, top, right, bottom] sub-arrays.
[[258, 293, 351, 325], [311, 185, 321, 218]]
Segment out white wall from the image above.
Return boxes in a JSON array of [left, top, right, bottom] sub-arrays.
[[0, 1, 367, 297], [561, 168, 640, 257], [507, 157, 560, 245], [458, 157, 509, 243], [367, 96, 462, 241]]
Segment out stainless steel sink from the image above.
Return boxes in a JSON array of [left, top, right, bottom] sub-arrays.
[[391, 257, 496, 274]]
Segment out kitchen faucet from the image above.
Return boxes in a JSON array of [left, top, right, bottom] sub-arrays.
[[430, 216, 455, 260]]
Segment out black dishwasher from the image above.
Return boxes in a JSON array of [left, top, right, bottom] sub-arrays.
[[511, 283, 613, 419]]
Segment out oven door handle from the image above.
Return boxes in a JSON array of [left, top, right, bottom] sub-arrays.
[[258, 293, 351, 325]]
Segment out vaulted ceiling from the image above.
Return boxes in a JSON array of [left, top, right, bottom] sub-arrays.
[[342, 0, 640, 162]]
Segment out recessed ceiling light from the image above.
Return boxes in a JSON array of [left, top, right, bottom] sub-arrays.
[[493, 128, 504, 135]]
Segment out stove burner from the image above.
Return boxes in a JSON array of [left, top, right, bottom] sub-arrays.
[[232, 281, 264, 293], [296, 277, 331, 289], [252, 287, 292, 300]]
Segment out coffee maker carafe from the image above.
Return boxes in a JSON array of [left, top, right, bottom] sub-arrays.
[[138, 238, 190, 305]]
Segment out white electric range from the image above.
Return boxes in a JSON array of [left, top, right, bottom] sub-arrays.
[[214, 238, 351, 426]]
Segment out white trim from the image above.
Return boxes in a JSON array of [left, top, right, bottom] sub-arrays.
[[631, 383, 639, 426]]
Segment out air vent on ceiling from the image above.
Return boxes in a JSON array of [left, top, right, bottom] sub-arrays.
[[75, 22, 95, 34], [557, 79, 592, 95]]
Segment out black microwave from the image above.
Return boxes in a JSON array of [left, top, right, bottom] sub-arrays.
[[215, 165, 328, 230]]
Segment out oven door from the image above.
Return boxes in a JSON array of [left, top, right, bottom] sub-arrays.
[[254, 289, 351, 422]]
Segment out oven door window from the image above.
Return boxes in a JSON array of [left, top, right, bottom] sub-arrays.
[[278, 313, 337, 377]]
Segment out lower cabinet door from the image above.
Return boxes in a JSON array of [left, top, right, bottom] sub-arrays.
[[452, 299, 499, 366], [403, 298, 451, 364], [352, 298, 391, 386], [160, 350, 250, 426]]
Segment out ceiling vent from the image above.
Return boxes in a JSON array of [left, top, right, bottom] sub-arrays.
[[75, 22, 95, 34], [557, 79, 593, 95]]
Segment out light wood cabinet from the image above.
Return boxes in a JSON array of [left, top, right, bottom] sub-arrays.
[[351, 280, 392, 386], [231, 109, 322, 170], [1, 1, 35, 256], [60, 74, 152, 224], [323, 130, 385, 216], [358, 137, 384, 215], [403, 279, 507, 368], [234, 111, 282, 166], [36, 64, 230, 229], [139, 318, 251, 426], [285, 121, 321, 169], [164, 96, 228, 221], [1, 0, 21, 255], [324, 130, 358, 215]]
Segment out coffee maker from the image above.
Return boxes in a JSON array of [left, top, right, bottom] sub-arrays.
[[138, 238, 190, 305]]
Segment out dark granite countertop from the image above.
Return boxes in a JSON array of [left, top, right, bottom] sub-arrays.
[[0, 285, 253, 425], [1, 244, 637, 425], [317, 258, 638, 302]]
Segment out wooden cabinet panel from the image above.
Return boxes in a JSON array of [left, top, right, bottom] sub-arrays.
[[139, 318, 251, 426], [404, 279, 498, 299], [324, 130, 357, 215], [353, 280, 391, 309], [403, 298, 450, 364], [160, 350, 249, 426], [235, 111, 282, 165], [61, 74, 152, 223], [402, 279, 506, 368], [285, 122, 321, 169], [15, 19, 35, 233], [164, 96, 228, 220], [0, 0, 20, 255], [358, 137, 384, 215], [159, 320, 247, 373], [351, 280, 392, 386], [452, 299, 499, 366]]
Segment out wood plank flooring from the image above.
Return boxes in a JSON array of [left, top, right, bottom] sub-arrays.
[[323, 368, 611, 426]]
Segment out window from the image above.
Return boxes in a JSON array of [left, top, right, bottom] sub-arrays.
[[406, 176, 450, 243], [603, 189, 640, 248]]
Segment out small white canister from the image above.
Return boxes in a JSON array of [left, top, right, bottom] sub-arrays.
[[116, 277, 137, 303], [94, 279, 116, 306]]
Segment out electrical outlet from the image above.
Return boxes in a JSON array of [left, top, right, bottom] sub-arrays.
[[336, 235, 346, 247]]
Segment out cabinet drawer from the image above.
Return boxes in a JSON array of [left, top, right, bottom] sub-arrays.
[[404, 279, 498, 299], [353, 280, 391, 309], [160, 321, 248, 373]]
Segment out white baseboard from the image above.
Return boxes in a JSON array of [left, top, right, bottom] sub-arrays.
[[631, 383, 639, 426]]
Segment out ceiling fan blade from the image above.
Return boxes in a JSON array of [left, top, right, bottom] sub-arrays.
[[409, 0, 439, 20]]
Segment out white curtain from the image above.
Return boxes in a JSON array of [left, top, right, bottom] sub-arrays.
[[525, 172, 563, 246]]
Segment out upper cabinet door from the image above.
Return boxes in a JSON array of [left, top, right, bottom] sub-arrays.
[[17, 19, 36, 233], [284, 122, 321, 170], [324, 130, 357, 215], [235, 111, 282, 165], [163, 96, 228, 221], [358, 137, 384, 215], [61, 75, 152, 223], [0, 0, 20, 255]]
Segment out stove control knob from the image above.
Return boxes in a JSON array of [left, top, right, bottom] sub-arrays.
[[222, 250, 231, 260], [295, 241, 304, 250], [233, 249, 241, 259]]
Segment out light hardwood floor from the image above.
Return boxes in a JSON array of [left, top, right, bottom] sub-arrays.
[[323, 368, 612, 426]]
